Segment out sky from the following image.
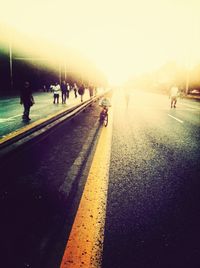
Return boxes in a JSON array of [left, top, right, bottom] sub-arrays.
[[1, 0, 200, 85]]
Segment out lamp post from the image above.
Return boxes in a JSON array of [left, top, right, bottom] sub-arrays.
[[9, 39, 13, 91], [64, 61, 66, 80], [58, 61, 62, 84], [186, 68, 190, 95]]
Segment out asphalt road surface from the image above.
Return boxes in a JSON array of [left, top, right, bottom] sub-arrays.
[[0, 89, 199, 268], [0, 99, 102, 268], [102, 89, 200, 268]]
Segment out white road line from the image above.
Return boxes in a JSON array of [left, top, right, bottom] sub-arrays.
[[0, 114, 22, 122], [168, 114, 183, 124], [0, 113, 39, 123], [5, 114, 21, 119]]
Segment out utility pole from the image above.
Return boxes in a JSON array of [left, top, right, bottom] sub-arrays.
[[9, 39, 13, 91], [58, 62, 62, 84], [64, 61, 66, 80], [186, 69, 190, 95]]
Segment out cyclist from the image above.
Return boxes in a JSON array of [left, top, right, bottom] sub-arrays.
[[99, 97, 111, 121], [99, 96, 111, 109]]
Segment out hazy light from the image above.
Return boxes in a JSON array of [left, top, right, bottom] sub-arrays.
[[1, 0, 200, 85]]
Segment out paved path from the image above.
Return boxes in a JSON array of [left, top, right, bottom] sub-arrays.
[[0, 90, 91, 139]]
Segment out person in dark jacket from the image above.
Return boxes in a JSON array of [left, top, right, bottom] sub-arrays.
[[61, 80, 67, 104], [73, 82, 78, 98], [66, 82, 70, 99], [78, 84, 85, 102], [20, 81, 34, 122]]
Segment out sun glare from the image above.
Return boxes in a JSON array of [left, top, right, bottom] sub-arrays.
[[1, 0, 200, 86]]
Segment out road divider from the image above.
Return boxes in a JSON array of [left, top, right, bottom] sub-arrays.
[[60, 107, 113, 268]]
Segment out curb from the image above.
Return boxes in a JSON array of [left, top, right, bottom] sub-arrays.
[[58, 120, 102, 200]]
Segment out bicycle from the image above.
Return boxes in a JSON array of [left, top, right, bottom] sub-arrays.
[[99, 106, 108, 127]]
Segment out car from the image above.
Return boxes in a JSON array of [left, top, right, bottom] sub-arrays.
[[190, 89, 200, 94]]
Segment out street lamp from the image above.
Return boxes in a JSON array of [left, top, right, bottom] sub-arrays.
[[64, 61, 67, 80], [9, 38, 13, 90], [58, 61, 62, 84], [186, 68, 190, 95]]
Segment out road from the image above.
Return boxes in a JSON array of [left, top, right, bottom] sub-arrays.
[[102, 89, 200, 268], [0, 89, 200, 268]]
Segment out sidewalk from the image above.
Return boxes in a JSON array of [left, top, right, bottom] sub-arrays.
[[183, 94, 200, 101], [0, 90, 92, 139]]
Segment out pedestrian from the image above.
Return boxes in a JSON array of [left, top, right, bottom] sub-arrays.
[[43, 84, 47, 92], [73, 82, 78, 98], [124, 88, 130, 108], [169, 84, 179, 108], [89, 86, 94, 98], [66, 82, 70, 99], [53, 82, 61, 104], [20, 81, 34, 122], [78, 84, 85, 102], [50, 83, 54, 92], [61, 80, 67, 104]]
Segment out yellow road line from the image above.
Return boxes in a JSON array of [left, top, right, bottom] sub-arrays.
[[60, 109, 113, 268]]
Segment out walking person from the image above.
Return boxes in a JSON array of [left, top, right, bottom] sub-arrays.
[[53, 82, 61, 104], [169, 84, 179, 108], [124, 88, 130, 108], [89, 86, 94, 99], [20, 81, 34, 122], [78, 84, 85, 102], [66, 83, 70, 99], [73, 82, 78, 98], [61, 80, 67, 104], [50, 83, 54, 92]]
